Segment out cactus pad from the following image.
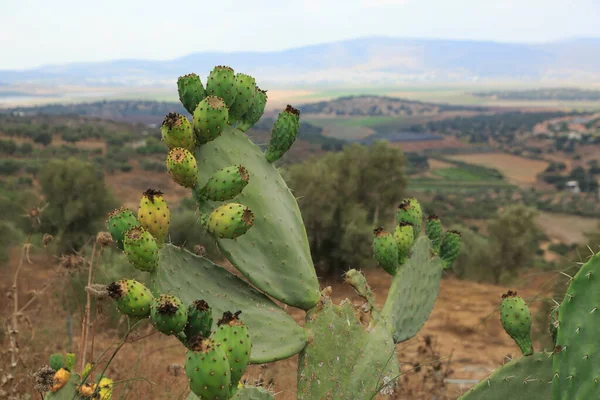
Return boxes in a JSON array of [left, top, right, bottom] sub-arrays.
[[206, 65, 237, 108], [500, 291, 533, 356], [205, 203, 255, 239], [228, 73, 257, 124], [440, 230, 462, 269], [193, 95, 229, 144], [184, 299, 213, 341], [177, 73, 206, 115], [237, 87, 267, 133], [213, 311, 252, 396], [161, 112, 196, 152], [150, 294, 188, 335], [138, 189, 170, 246], [199, 165, 250, 202], [166, 147, 198, 188], [372, 227, 399, 275], [187, 385, 275, 400], [107, 279, 154, 318], [106, 208, 140, 250], [425, 214, 443, 252], [186, 336, 231, 400], [43, 374, 79, 400], [265, 105, 300, 163], [123, 226, 159, 272]]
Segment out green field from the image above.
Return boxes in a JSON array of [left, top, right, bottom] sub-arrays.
[[432, 166, 503, 181]]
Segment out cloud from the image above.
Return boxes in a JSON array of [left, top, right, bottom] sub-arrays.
[[366, 0, 410, 6]]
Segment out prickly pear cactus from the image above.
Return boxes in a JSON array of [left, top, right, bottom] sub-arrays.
[[500, 290, 533, 356], [187, 385, 275, 400]]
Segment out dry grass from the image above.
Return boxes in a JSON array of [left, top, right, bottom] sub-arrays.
[[446, 153, 549, 185]]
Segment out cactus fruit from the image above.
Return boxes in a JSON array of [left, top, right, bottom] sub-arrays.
[[50, 368, 70, 392], [394, 222, 415, 265], [123, 226, 159, 272], [228, 74, 257, 124], [213, 311, 252, 396], [396, 198, 422, 239], [107, 279, 154, 318], [166, 147, 198, 188], [161, 112, 196, 152], [237, 87, 267, 132], [372, 227, 399, 275], [177, 73, 206, 115], [425, 215, 443, 252], [49, 354, 64, 371], [193, 96, 229, 144], [265, 105, 300, 163], [150, 294, 188, 335], [185, 299, 213, 341], [198, 165, 250, 202], [205, 203, 255, 239], [106, 208, 140, 250], [138, 188, 170, 246], [185, 336, 231, 400], [440, 230, 462, 269], [500, 291, 533, 356], [97, 377, 113, 400], [78, 382, 95, 397], [206, 65, 237, 108]]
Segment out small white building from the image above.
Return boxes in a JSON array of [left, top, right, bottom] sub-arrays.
[[565, 180, 581, 193]]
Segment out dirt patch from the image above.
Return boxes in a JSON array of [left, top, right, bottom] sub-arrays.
[[447, 153, 549, 185], [536, 211, 599, 245]]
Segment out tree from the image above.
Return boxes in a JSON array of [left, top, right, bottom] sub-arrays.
[[39, 157, 117, 253], [33, 132, 52, 146]]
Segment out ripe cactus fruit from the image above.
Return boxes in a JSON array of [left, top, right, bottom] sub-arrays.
[[439, 230, 462, 269], [107, 279, 154, 318], [206, 65, 237, 108], [205, 203, 255, 239], [160, 112, 195, 152], [396, 198, 422, 239], [137, 188, 170, 246], [177, 73, 206, 114], [228, 73, 257, 124], [150, 294, 188, 335], [500, 291, 533, 356], [49, 354, 64, 371], [106, 208, 140, 250], [372, 227, 399, 275], [213, 311, 252, 396], [237, 87, 267, 132], [166, 147, 198, 188], [394, 222, 415, 265], [193, 95, 229, 144], [425, 215, 443, 252], [265, 105, 300, 163], [185, 299, 213, 340], [198, 165, 250, 201], [78, 382, 96, 397], [50, 368, 70, 392], [185, 336, 231, 400], [123, 226, 159, 272]]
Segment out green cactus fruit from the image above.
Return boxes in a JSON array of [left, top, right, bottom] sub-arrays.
[[396, 198, 422, 239], [160, 112, 195, 152], [185, 336, 231, 400], [150, 294, 188, 335], [265, 105, 300, 163], [184, 299, 213, 341], [123, 226, 159, 272], [206, 65, 237, 108], [393, 222, 415, 265], [199, 165, 250, 202], [106, 207, 140, 250], [439, 230, 462, 269], [372, 227, 399, 275], [107, 279, 153, 318], [237, 87, 267, 132], [228, 74, 257, 124], [205, 203, 255, 239], [192, 95, 229, 144], [166, 147, 198, 188], [500, 290, 533, 356], [425, 214, 443, 252], [177, 73, 206, 115], [213, 311, 251, 396], [64, 353, 75, 371], [49, 354, 64, 371], [137, 188, 170, 246]]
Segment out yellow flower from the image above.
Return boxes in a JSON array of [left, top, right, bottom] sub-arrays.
[[97, 377, 113, 400]]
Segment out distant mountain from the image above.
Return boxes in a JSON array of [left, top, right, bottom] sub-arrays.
[[2, 37, 600, 86]]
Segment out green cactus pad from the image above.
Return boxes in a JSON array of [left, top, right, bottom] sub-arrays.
[[186, 336, 231, 400], [500, 291, 533, 356], [123, 226, 159, 272], [372, 227, 399, 275], [297, 293, 399, 399], [206, 65, 237, 108], [458, 352, 552, 400], [106, 207, 140, 250], [177, 73, 206, 115], [193, 125, 320, 310], [107, 278, 153, 318], [49, 354, 64, 371], [43, 374, 79, 400], [205, 203, 255, 240], [161, 112, 195, 152], [184, 300, 213, 341], [264, 105, 300, 163], [193, 95, 229, 144], [228, 73, 257, 124], [237, 87, 267, 133], [425, 214, 443, 252], [552, 251, 600, 399], [166, 147, 198, 188], [213, 311, 252, 396], [150, 294, 188, 335], [199, 165, 250, 202], [187, 385, 275, 400], [382, 237, 443, 343], [138, 189, 170, 246], [396, 198, 422, 239], [440, 230, 462, 269], [393, 222, 415, 265], [148, 244, 307, 363]]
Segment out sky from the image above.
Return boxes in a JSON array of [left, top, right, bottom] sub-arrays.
[[1, 0, 600, 70]]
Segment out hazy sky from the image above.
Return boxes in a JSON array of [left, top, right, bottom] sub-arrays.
[[2, 0, 599, 70]]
